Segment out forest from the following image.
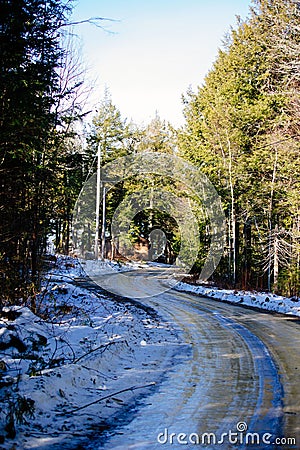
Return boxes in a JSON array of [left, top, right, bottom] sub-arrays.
[[1, 0, 300, 306]]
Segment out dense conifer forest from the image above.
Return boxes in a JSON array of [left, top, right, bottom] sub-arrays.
[[1, 0, 300, 304]]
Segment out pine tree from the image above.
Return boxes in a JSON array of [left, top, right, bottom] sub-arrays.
[[0, 0, 76, 304], [178, 1, 300, 294]]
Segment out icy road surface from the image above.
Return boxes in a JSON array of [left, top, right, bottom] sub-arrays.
[[88, 267, 300, 449]]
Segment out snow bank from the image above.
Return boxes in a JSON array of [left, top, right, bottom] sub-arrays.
[[170, 279, 300, 317]]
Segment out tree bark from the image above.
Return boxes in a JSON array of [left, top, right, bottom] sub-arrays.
[[273, 225, 279, 293]]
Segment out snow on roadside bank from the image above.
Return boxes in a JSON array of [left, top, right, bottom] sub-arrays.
[[0, 256, 182, 449], [169, 279, 300, 317]]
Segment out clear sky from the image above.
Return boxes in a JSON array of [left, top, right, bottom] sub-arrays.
[[71, 0, 252, 126]]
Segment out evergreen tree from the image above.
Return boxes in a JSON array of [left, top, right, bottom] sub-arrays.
[[178, 0, 300, 294], [0, 0, 80, 304]]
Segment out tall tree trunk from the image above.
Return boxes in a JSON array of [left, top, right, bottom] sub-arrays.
[[297, 216, 300, 297], [273, 225, 279, 293], [268, 146, 278, 291], [101, 187, 106, 259], [225, 132, 236, 286], [242, 220, 251, 290]]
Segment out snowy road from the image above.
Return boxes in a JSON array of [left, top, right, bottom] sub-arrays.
[[87, 268, 300, 449]]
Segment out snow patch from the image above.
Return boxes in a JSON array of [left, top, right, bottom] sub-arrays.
[[0, 256, 182, 449], [170, 279, 300, 317]]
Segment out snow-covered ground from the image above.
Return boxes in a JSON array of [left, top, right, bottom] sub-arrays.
[[1, 256, 299, 449], [169, 279, 300, 317], [0, 256, 181, 449]]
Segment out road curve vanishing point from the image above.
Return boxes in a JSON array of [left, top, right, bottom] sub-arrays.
[[87, 268, 300, 449]]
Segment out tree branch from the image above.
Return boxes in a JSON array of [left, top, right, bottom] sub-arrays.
[[63, 17, 119, 33], [72, 339, 125, 364], [61, 382, 156, 415]]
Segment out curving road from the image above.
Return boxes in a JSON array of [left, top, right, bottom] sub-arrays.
[[86, 268, 300, 449]]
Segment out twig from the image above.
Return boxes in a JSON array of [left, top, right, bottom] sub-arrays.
[[59, 337, 76, 362], [72, 339, 125, 364], [81, 365, 117, 380], [62, 17, 119, 33], [48, 337, 58, 369], [61, 382, 156, 415]]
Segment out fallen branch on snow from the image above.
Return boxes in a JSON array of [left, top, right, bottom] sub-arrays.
[[61, 382, 156, 415], [72, 339, 126, 364]]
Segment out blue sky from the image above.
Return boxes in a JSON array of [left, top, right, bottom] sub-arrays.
[[71, 0, 252, 126]]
